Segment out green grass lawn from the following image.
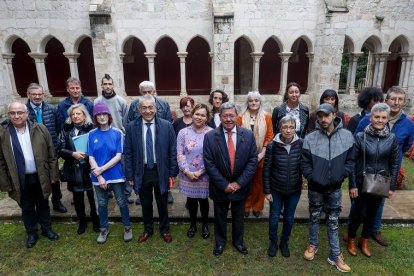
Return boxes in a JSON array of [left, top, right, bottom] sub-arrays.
[[402, 156, 414, 190], [0, 222, 413, 275]]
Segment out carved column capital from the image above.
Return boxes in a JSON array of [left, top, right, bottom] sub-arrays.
[[28, 52, 48, 62], [279, 52, 293, 63], [1, 53, 15, 63]]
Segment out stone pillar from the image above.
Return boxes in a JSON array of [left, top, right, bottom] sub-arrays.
[[209, 51, 214, 90], [398, 53, 408, 86], [278, 52, 292, 94], [63, 52, 81, 78], [1, 53, 19, 96], [347, 52, 363, 94], [177, 52, 188, 96], [250, 52, 263, 91], [305, 52, 314, 94], [365, 52, 375, 87], [374, 52, 389, 88], [212, 3, 234, 100], [144, 52, 157, 84], [28, 52, 50, 95], [119, 52, 126, 93], [402, 55, 413, 91]]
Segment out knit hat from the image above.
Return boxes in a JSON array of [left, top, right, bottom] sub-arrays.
[[93, 102, 111, 116]]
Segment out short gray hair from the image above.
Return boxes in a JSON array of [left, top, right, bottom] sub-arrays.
[[139, 81, 156, 92], [219, 102, 237, 115], [386, 86, 405, 100], [27, 83, 43, 92], [7, 102, 28, 112], [139, 94, 156, 105], [279, 114, 296, 129], [66, 77, 81, 87], [242, 91, 264, 114], [370, 102, 390, 117], [65, 103, 93, 125]]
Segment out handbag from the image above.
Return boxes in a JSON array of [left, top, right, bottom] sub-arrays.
[[361, 132, 390, 198]]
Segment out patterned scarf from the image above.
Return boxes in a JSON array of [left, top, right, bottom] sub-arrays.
[[241, 110, 266, 153], [365, 123, 390, 138]]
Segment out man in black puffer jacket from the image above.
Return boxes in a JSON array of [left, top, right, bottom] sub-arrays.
[[302, 103, 355, 273], [26, 83, 67, 213]]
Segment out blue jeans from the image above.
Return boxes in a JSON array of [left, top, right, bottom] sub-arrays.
[[308, 189, 342, 259], [94, 182, 131, 229], [268, 191, 301, 242], [372, 198, 385, 232]]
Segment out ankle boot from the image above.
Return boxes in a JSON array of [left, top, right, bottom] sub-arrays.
[[91, 214, 100, 233], [267, 241, 277, 257], [77, 220, 87, 235], [347, 238, 357, 256], [358, 237, 371, 257]]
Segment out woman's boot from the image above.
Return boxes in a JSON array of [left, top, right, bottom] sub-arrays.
[[358, 237, 371, 257], [347, 238, 357, 256]]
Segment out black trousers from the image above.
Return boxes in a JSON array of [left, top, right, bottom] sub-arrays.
[[51, 181, 62, 204], [213, 199, 245, 246], [20, 173, 52, 234], [187, 197, 209, 226], [139, 166, 169, 234], [73, 189, 98, 223]]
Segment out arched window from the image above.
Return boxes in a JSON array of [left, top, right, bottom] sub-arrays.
[[11, 38, 38, 96], [186, 36, 211, 95]]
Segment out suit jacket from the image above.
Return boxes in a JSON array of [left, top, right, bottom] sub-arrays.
[[203, 126, 258, 202], [0, 120, 59, 205], [125, 97, 173, 125], [124, 117, 178, 194]]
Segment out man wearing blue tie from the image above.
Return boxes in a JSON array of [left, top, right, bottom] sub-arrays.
[[124, 94, 178, 243], [25, 83, 67, 213]]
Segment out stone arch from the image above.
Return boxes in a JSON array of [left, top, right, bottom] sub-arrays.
[[259, 37, 282, 94], [77, 37, 97, 95], [45, 37, 70, 96], [298, 35, 313, 53], [155, 36, 180, 95], [234, 36, 254, 95], [361, 35, 382, 53], [383, 36, 409, 91], [388, 35, 409, 53], [339, 35, 357, 93], [344, 35, 355, 53], [186, 34, 211, 52], [122, 36, 148, 96], [186, 36, 211, 95], [11, 38, 38, 96], [4, 35, 23, 53], [288, 37, 309, 92], [39, 35, 66, 53], [73, 34, 92, 52]]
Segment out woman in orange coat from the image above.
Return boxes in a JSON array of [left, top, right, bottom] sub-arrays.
[[237, 91, 274, 217]]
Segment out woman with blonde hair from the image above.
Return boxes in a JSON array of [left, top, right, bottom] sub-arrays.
[[237, 91, 273, 217]]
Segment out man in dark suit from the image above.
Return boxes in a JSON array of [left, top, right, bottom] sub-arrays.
[[0, 102, 59, 248], [124, 94, 178, 243], [203, 102, 258, 256]]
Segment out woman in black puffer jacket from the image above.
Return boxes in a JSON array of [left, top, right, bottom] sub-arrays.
[[347, 103, 399, 258], [263, 115, 303, 258], [59, 104, 99, 235]]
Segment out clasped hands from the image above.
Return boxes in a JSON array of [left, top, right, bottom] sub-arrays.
[[225, 182, 240, 193]]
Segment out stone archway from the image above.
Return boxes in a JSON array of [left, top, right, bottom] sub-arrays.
[[155, 37, 180, 96], [186, 36, 211, 95], [288, 38, 309, 93], [77, 37, 97, 96], [259, 37, 281, 94], [234, 36, 253, 95], [122, 37, 148, 96], [45, 38, 70, 97], [11, 38, 38, 96]]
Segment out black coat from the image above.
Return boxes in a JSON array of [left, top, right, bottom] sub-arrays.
[[350, 131, 400, 191], [271, 102, 309, 138], [58, 123, 94, 192], [263, 137, 303, 195]]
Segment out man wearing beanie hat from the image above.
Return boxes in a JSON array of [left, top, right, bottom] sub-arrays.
[[302, 102, 355, 272], [94, 74, 129, 133]]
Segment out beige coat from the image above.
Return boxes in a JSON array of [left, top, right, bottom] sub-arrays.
[[0, 120, 59, 205]]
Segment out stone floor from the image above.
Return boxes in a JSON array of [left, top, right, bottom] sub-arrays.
[[1, 185, 413, 224]]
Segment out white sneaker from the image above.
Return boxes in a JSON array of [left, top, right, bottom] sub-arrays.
[[97, 229, 109, 244], [124, 227, 133, 242]]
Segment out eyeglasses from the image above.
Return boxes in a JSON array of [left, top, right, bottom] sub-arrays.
[[140, 106, 155, 111], [281, 126, 296, 130], [8, 111, 26, 117], [30, 93, 44, 97], [388, 97, 405, 103]]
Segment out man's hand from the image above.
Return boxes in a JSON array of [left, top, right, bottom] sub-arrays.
[[265, 194, 273, 202], [349, 188, 358, 199], [72, 151, 86, 160]]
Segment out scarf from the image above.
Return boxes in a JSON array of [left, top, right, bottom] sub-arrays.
[[365, 123, 390, 138], [241, 110, 266, 153], [102, 90, 116, 99]]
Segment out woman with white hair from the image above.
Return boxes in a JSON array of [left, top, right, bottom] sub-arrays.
[[237, 91, 273, 218], [59, 104, 99, 235]]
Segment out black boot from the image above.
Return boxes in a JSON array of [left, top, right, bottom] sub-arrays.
[[279, 240, 290, 257], [77, 220, 87, 235], [268, 240, 277, 257], [91, 212, 100, 233]]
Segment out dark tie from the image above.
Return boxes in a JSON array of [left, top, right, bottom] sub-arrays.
[[146, 123, 154, 169], [35, 106, 43, 124], [227, 130, 235, 174]]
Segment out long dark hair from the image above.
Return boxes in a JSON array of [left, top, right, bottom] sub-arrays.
[[320, 89, 339, 109]]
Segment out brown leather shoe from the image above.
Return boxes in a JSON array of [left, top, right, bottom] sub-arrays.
[[358, 237, 371, 257], [161, 232, 173, 243], [138, 232, 153, 243], [371, 231, 389, 247], [347, 238, 357, 256]]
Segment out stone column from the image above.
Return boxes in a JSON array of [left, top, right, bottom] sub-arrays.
[[209, 51, 214, 90], [278, 52, 292, 94], [402, 55, 413, 90], [28, 52, 50, 95], [144, 52, 157, 84], [365, 52, 375, 87], [1, 53, 19, 96], [305, 52, 314, 94], [63, 52, 81, 79], [250, 52, 263, 91], [374, 52, 390, 88], [347, 52, 363, 94], [177, 52, 188, 96], [119, 52, 126, 93], [398, 53, 408, 86]]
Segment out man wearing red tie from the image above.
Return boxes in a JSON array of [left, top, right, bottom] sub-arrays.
[[203, 102, 258, 256]]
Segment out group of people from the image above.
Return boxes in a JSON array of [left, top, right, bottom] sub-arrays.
[[0, 77, 413, 274]]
